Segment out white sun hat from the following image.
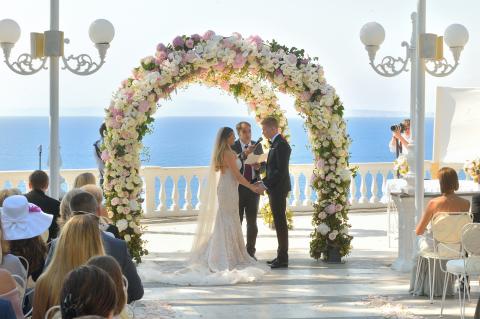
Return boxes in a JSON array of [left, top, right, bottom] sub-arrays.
[[0, 195, 53, 241]]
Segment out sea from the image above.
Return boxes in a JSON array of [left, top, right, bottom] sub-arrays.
[[0, 116, 434, 171]]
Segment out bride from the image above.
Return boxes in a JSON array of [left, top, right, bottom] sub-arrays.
[[140, 127, 267, 285]]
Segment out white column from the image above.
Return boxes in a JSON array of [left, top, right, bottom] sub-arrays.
[[48, 0, 60, 199], [415, 0, 426, 223]]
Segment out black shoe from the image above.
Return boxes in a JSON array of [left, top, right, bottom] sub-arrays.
[[270, 260, 288, 269], [267, 258, 277, 265]]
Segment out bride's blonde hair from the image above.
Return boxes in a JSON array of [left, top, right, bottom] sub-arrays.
[[214, 127, 234, 172]]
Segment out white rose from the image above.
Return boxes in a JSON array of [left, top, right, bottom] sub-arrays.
[[124, 234, 131, 242], [317, 211, 327, 220], [116, 219, 128, 232], [316, 223, 330, 235], [328, 231, 337, 241]]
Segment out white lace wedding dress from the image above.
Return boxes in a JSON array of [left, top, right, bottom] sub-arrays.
[[139, 158, 267, 286]]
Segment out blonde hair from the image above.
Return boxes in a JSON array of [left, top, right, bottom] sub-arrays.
[[73, 172, 97, 188], [214, 127, 234, 172], [32, 214, 105, 319], [0, 188, 22, 206], [81, 184, 103, 205], [59, 188, 85, 229]]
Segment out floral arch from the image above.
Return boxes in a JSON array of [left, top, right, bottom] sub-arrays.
[[102, 31, 354, 263]]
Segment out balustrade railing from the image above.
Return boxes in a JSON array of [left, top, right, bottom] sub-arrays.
[[0, 162, 469, 217]]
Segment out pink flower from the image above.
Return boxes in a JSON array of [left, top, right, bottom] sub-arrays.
[[28, 204, 42, 213], [213, 61, 226, 72], [172, 36, 184, 48], [156, 43, 167, 52], [185, 39, 194, 49], [300, 91, 313, 102], [274, 69, 285, 84], [138, 100, 150, 113], [220, 81, 230, 91], [232, 32, 242, 39], [232, 54, 247, 69], [325, 204, 336, 215], [155, 51, 167, 64], [316, 159, 325, 170], [286, 53, 297, 66], [248, 35, 263, 49], [335, 204, 343, 212], [101, 150, 110, 161], [223, 38, 234, 49], [202, 30, 216, 41], [183, 51, 196, 63], [191, 34, 201, 42], [310, 173, 317, 186]]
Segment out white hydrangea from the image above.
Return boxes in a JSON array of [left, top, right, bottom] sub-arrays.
[[116, 219, 129, 232], [316, 223, 330, 235]]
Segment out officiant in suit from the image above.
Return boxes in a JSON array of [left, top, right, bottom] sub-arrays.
[[231, 121, 266, 260]]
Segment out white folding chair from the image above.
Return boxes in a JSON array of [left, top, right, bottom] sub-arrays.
[[440, 223, 480, 318], [413, 212, 471, 303]]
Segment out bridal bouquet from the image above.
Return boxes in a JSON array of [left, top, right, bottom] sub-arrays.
[[393, 155, 409, 177], [464, 158, 480, 182]]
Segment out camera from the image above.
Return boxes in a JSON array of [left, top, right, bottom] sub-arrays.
[[390, 123, 406, 133]]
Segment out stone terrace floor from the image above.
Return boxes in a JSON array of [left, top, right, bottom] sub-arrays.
[[135, 211, 478, 318]]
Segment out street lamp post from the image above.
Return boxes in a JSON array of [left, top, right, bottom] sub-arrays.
[[359, 0, 468, 227], [0, 0, 114, 199]]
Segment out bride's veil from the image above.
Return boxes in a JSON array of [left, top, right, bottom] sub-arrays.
[[188, 128, 223, 261]]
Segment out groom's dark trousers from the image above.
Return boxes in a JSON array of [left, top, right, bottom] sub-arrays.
[[232, 139, 265, 257], [263, 134, 291, 263]]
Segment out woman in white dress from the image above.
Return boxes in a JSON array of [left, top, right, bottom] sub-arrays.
[[140, 127, 267, 285]]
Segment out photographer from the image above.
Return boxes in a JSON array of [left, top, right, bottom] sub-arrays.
[[389, 119, 411, 157]]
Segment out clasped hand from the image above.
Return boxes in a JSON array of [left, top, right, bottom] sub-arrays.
[[251, 181, 266, 195]]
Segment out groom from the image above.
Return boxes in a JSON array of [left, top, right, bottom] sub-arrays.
[[258, 117, 291, 269], [231, 121, 265, 260]]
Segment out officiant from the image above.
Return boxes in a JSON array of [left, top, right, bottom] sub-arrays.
[[232, 121, 266, 260]]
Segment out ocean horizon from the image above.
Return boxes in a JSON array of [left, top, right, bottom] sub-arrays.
[[0, 116, 434, 172]]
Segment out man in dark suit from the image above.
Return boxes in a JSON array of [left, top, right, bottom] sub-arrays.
[[231, 121, 265, 259], [257, 117, 291, 269], [25, 170, 59, 241], [44, 191, 144, 303]]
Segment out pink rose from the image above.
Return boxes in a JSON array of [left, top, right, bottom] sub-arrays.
[[155, 51, 167, 64], [223, 38, 234, 49], [101, 150, 110, 161], [232, 53, 247, 69], [156, 43, 167, 52], [220, 81, 230, 91], [172, 36, 184, 48], [138, 100, 150, 113], [325, 204, 336, 215], [191, 34, 201, 42], [316, 159, 325, 170], [232, 32, 242, 39], [185, 39, 194, 49], [183, 51, 196, 63], [286, 53, 297, 66], [300, 91, 313, 102], [248, 35, 263, 49], [335, 204, 343, 212], [274, 69, 284, 84], [213, 61, 226, 72], [202, 30, 216, 41]]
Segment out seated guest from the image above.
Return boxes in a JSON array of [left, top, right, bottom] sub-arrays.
[[45, 192, 144, 303], [0, 299, 17, 319], [25, 170, 60, 241], [60, 265, 117, 319], [1, 195, 50, 281], [73, 172, 97, 188], [87, 256, 127, 318], [470, 189, 480, 223], [32, 214, 105, 319], [58, 188, 85, 229], [410, 167, 470, 297], [0, 268, 23, 319], [81, 184, 121, 238], [0, 220, 27, 281], [0, 188, 22, 206]]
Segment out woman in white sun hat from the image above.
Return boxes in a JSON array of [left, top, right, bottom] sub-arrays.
[[0, 195, 52, 281]]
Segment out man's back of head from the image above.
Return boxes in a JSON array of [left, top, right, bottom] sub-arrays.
[[29, 170, 49, 192], [69, 191, 98, 215]]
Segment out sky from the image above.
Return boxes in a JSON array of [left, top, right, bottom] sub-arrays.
[[0, 0, 479, 117]]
